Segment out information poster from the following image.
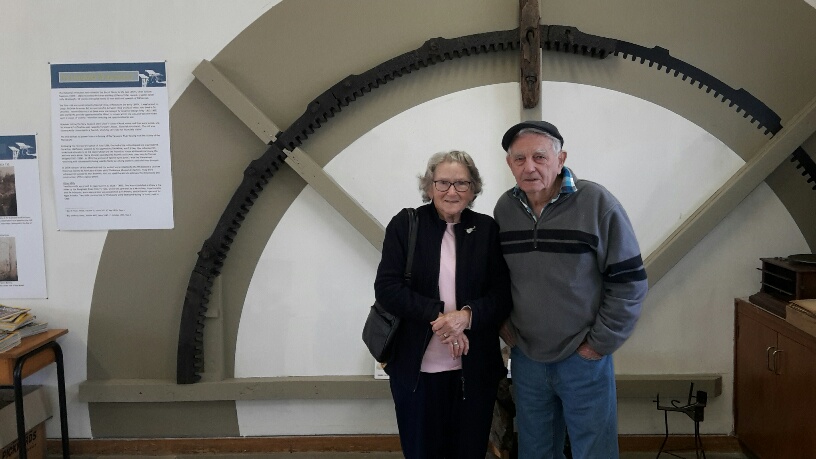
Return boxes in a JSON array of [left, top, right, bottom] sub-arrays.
[[50, 62, 174, 230], [0, 135, 47, 298]]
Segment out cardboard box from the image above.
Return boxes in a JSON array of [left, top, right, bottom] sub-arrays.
[[0, 386, 51, 459], [786, 299, 816, 337], [0, 423, 44, 459]]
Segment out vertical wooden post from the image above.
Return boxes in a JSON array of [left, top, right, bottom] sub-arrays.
[[519, 0, 541, 109]]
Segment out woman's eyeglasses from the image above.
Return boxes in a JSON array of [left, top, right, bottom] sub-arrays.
[[433, 180, 471, 192]]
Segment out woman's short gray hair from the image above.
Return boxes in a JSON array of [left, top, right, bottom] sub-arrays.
[[417, 150, 483, 207]]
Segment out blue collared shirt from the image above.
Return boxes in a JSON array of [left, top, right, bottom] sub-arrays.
[[511, 166, 577, 221]]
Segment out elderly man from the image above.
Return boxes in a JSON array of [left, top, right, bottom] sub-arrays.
[[494, 120, 648, 459]]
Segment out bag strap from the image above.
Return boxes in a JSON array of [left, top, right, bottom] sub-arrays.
[[403, 208, 419, 283]]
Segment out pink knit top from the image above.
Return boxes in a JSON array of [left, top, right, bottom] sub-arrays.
[[420, 223, 462, 373]]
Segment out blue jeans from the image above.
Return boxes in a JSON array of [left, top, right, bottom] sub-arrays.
[[511, 346, 619, 459]]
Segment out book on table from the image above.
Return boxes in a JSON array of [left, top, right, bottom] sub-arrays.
[[15, 321, 48, 338], [0, 304, 48, 336], [0, 312, 34, 332], [0, 330, 20, 352], [0, 304, 30, 322]]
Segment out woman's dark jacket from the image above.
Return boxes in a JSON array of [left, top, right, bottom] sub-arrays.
[[374, 204, 512, 393]]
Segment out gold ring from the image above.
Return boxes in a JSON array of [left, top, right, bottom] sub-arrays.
[[454, 341, 459, 346]]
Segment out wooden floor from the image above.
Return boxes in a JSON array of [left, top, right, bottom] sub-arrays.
[[45, 435, 750, 458], [50, 452, 749, 458]]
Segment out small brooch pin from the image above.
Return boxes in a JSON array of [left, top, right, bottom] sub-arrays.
[[466, 226, 476, 234]]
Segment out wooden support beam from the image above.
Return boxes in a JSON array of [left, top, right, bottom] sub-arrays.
[[192, 59, 277, 143], [645, 94, 816, 286], [519, 0, 541, 109], [193, 59, 385, 251]]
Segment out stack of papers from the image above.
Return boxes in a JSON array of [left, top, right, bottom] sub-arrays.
[[0, 304, 36, 332], [0, 304, 29, 321], [0, 330, 20, 352], [787, 299, 816, 337], [15, 321, 48, 338]]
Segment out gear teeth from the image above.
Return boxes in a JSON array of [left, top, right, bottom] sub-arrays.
[[179, 29, 519, 384], [543, 25, 616, 58], [180, 24, 789, 384], [791, 147, 816, 191], [614, 41, 782, 136], [177, 143, 288, 384], [273, 30, 518, 153]]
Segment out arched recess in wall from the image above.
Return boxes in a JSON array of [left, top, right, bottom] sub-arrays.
[[85, 0, 816, 435]]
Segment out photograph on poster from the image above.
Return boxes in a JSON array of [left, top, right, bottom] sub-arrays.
[[0, 166, 17, 217], [0, 237, 18, 282], [139, 68, 166, 87], [0, 139, 36, 161], [0, 135, 46, 297]]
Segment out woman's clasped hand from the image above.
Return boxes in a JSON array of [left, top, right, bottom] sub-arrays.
[[431, 309, 472, 357]]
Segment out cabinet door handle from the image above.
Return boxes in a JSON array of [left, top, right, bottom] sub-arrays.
[[766, 346, 777, 372], [772, 349, 784, 375]]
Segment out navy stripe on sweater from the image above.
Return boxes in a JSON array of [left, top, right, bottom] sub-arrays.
[[499, 229, 599, 255], [603, 255, 647, 283], [501, 241, 595, 255], [499, 229, 599, 247]]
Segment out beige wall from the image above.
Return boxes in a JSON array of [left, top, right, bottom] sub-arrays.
[[4, 0, 816, 438]]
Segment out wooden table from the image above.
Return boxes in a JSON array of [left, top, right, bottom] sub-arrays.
[[0, 329, 69, 459]]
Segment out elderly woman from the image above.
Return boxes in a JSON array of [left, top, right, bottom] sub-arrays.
[[374, 150, 512, 458]]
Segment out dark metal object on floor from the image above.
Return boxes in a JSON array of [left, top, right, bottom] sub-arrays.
[[655, 383, 707, 459]]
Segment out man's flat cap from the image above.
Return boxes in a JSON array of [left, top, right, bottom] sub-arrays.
[[501, 120, 564, 151]]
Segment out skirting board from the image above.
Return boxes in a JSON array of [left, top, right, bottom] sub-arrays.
[[47, 435, 742, 455]]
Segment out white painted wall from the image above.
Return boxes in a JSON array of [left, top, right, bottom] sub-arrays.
[[1, 0, 813, 440], [236, 83, 808, 435], [0, 0, 280, 439]]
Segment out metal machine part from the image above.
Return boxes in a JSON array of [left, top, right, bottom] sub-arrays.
[[791, 146, 816, 190], [177, 24, 789, 384]]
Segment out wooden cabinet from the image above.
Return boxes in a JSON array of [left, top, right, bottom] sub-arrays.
[[734, 298, 816, 458]]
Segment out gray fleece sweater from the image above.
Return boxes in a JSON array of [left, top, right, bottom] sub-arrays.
[[494, 178, 648, 363]]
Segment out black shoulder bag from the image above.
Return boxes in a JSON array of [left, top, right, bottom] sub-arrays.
[[362, 208, 418, 363]]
